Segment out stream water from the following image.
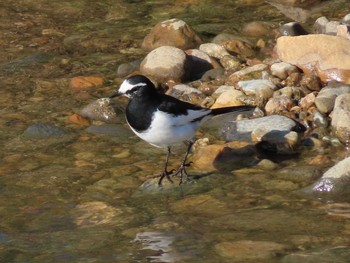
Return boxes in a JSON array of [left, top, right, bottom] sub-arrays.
[[1, 0, 350, 262]]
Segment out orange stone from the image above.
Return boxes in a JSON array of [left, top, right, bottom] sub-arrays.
[[70, 76, 104, 91], [68, 113, 90, 126]]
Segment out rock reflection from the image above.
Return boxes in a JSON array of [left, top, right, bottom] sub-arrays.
[[134, 231, 191, 262]]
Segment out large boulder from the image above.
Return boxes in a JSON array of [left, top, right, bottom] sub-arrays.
[[140, 46, 187, 82], [275, 35, 350, 84], [142, 18, 202, 51]]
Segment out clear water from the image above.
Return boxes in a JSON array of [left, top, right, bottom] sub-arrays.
[[1, 0, 350, 262]]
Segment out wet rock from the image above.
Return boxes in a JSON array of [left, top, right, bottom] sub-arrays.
[[211, 89, 246, 108], [80, 98, 118, 123], [266, 1, 314, 23], [280, 22, 308, 36], [191, 141, 256, 172], [140, 46, 187, 82], [331, 93, 350, 143], [265, 95, 295, 114], [0, 52, 53, 74], [199, 43, 230, 59], [86, 124, 130, 138], [238, 79, 276, 100], [142, 18, 202, 51], [215, 240, 287, 261], [315, 83, 350, 114], [253, 130, 300, 154], [226, 64, 268, 84], [185, 49, 214, 79], [116, 60, 141, 78], [282, 246, 350, 263], [72, 201, 123, 227], [171, 194, 230, 217], [70, 76, 104, 91], [275, 35, 350, 84], [68, 113, 90, 126], [23, 123, 68, 138], [221, 115, 301, 142], [305, 157, 350, 201], [270, 62, 299, 80]]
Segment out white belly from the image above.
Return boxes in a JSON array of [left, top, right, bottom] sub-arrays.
[[127, 109, 210, 148]]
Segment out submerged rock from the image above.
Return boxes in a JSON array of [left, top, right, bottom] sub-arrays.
[[304, 157, 350, 201], [23, 123, 68, 138], [80, 98, 118, 123]]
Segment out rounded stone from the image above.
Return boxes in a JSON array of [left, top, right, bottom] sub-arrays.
[[140, 46, 187, 82]]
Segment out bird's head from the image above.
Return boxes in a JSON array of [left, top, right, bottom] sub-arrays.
[[110, 75, 156, 99]]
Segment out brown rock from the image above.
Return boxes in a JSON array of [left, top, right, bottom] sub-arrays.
[[142, 18, 202, 51], [211, 90, 246, 109], [191, 141, 256, 172], [70, 76, 104, 91], [265, 95, 295, 114], [215, 240, 286, 260], [242, 21, 273, 37], [221, 39, 256, 57], [68, 113, 90, 126], [275, 35, 350, 84]]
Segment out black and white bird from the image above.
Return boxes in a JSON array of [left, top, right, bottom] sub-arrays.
[[110, 75, 253, 185]]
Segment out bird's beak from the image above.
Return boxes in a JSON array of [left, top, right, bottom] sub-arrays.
[[109, 91, 121, 99]]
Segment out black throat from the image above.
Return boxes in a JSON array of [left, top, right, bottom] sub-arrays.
[[125, 87, 161, 132]]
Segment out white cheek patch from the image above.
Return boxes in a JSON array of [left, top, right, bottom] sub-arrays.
[[119, 80, 147, 95]]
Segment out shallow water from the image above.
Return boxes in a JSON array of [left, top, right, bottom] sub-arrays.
[[1, 0, 350, 262]]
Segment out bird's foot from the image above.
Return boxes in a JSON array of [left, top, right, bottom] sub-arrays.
[[158, 168, 175, 186], [173, 162, 192, 185]]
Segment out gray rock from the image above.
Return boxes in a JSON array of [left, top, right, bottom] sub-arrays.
[[86, 124, 130, 138], [342, 13, 350, 24], [237, 79, 276, 99], [230, 64, 268, 78], [220, 115, 301, 142], [80, 98, 118, 123], [279, 22, 308, 36], [0, 53, 53, 74], [201, 68, 225, 81], [314, 16, 329, 34], [314, 16, 340, 35], [23, 123, 67, 138], [331, 93, 350, 143], [270, 62, 299, 79], [199, 43, 230, 59], [140, 46, 187, 82], [314, 83, 350, 113]]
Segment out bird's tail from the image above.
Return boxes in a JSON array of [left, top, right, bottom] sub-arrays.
[[210, 105, 255, 116]]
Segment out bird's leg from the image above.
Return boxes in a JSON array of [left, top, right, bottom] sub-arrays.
[[158, 147, 175, 186], [173, 140, 194, 185]]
